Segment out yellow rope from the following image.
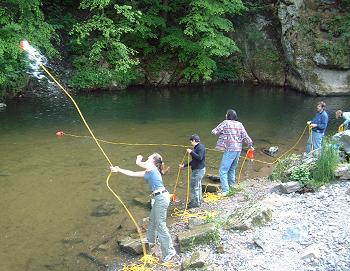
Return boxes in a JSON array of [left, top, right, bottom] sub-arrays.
[[121, 254, 174, 271], [237, 151, 249, 184], [202, 184, 224, 202], [338, 124, 344, 133], [171, 152, 187, 199], [63, 125, 309, 167], [36, 63, 149, 263]]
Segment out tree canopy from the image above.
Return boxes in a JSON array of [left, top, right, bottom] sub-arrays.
[[0, 0, 246, 96]]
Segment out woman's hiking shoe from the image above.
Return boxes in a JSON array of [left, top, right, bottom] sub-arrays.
[[161, 251, 176, 262]]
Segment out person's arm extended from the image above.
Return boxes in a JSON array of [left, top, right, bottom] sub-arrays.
[[110, 166, 145, 177], [211, 121, 225, 135], [135, 155, 149, 169]]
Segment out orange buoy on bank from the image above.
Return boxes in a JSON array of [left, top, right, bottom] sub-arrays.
[[169, 194, 177, 202], [247, 149, 254, 159], [56, 131, 65, 136]]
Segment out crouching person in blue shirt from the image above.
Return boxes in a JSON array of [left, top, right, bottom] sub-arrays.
[[110, 153, 176, 263], [306, 101, 329, 153]]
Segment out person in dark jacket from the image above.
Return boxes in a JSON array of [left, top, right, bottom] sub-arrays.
[[306, 101, 329, 153], [179, 134, 206, 208]]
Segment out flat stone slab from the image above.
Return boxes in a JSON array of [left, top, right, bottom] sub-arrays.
[[177, 223, 217, 252], [117, 237, 143, 255], [224, 202, 272, 231], [272, 181, 301, 194]]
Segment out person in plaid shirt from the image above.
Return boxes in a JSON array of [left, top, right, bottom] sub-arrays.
[[211, 109, 254, 196]]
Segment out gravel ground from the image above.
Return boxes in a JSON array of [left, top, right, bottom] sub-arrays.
[[160, 178, 350, 271]]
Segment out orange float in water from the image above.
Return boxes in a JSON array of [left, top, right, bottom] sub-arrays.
[[56, 131, 65, 136], [169, 194, 177, 202], [247, 149, 254, 159]]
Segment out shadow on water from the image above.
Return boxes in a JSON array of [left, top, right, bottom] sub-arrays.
[[0, 83, 348, 271]]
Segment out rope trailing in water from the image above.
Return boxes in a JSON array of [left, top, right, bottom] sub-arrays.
[[36, 63, 150, 263], [63, 125, 309, 188], [63, 124, 309, 166]]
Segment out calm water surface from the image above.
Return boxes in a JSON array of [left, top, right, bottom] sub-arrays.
[[0, 84, 348, 271]]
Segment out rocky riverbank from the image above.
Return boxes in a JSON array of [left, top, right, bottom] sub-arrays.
[[145, 177, 350, 271]]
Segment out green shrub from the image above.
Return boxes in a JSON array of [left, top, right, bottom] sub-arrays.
[[269, 154, 301, 182], [290, 163, 312, 187], [310, 139, 339, 187]]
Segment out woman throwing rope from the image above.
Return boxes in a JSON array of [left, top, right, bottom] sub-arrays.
[[110, 153, 176, 263]]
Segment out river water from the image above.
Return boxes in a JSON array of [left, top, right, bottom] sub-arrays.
[[0, 83, 348, 271]]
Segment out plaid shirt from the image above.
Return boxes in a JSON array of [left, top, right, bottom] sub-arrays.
[[211, 120, 253, 151]]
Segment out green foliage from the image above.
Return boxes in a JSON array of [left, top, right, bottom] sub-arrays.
[[69, 2, 141, 89], [213, 55, 243, 80], [290, 164, 312, 187], [0, 1, 57, 97], [270, 154, 301, 182], [169, 0, 245, 81], [298, 7, 350, 68], [310, 139, 339, 188], [227, 184, 244, 197], [0, 0, 247, 94], [271, 139, 340, 190]]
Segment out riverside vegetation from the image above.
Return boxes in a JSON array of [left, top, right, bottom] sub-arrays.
[[1, 0, 350, 98]]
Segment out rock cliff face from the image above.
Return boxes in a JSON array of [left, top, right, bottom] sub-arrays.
[[237, 0, 350, 95]]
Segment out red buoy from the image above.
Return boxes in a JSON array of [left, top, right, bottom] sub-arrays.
[[20, 40, 30, 51], [56, 131, 65, 136], [247, 149, 254, 159]]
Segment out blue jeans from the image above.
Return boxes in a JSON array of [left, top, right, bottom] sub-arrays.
[[219, 151, 241, 193], [146, 192, 175, 258], [306, 131, 324, 153], [190, 168, 205, 205]]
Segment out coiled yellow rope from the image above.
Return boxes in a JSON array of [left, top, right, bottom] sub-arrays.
[[121, 254, 174, 270], [338, 124, 345, 133]]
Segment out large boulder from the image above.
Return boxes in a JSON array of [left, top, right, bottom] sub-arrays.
[[335, 164, 350, 180], [277, 0, 350, 95], [272, 181, 301, 194], [333, 130, 350, 154], [117, 237, 143, 255], [233, 10, 287, 86]]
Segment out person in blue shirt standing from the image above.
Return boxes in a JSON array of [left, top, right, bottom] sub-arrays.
[[179, 134, 206, 208], [306, 101, 329, 153], [110, 153, 176, 263]]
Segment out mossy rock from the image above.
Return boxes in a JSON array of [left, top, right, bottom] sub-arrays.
[[177, 223, 218, 252], [224, 202, 272, 231]]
